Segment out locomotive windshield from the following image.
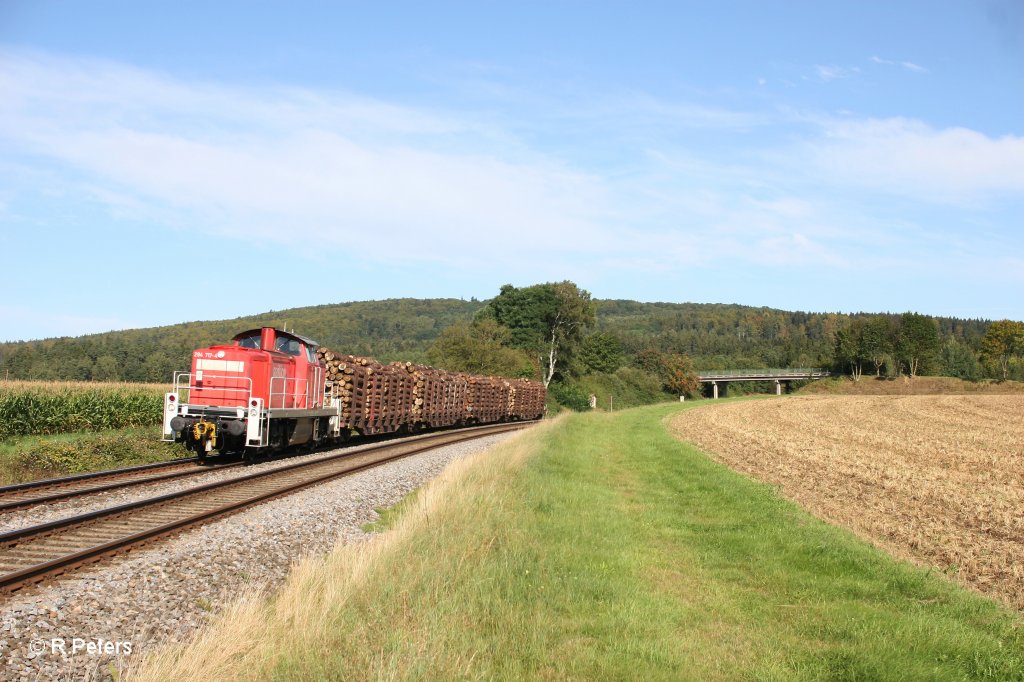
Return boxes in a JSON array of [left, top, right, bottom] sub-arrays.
[[274, 336, 303, 356], [231, 328, 311, 356], [236, 331, 261, 349]]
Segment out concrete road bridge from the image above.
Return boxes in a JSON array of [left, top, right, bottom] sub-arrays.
[[697, 368, 831, 398]]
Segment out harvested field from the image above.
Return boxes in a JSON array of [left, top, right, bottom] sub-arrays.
[[800, 376, 1024, 396], [669, 395, 1024, 609]]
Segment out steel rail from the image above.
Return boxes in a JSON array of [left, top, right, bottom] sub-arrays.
[[0, 421, 532, 595], [0, 457, 202, 494], [0, 458, 241, 512]]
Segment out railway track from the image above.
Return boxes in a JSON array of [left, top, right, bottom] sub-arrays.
[[0, 421, 531, 595], [0, 457, 239, 512]]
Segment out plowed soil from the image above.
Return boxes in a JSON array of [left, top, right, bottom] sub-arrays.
[[669, 395, 1024, 609]]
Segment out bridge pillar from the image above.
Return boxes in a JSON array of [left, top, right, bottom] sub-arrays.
[[712, 381, 718, 400], [775, 379, 781, 396]]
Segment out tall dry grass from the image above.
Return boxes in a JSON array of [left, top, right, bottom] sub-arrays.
[[670, 395, 1024, 608], [129, 418, 557, 681]]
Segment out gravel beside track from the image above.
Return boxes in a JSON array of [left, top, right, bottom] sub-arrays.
[[0, 431, 518, 681], [0, 436, 447, 534]]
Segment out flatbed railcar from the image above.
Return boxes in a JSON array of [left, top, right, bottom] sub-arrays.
[[162, 327, 545, 460]]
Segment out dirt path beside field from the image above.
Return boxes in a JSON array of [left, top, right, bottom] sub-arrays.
[[669, 395, 1024, 609]]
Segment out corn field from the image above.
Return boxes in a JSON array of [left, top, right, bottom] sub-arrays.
[[0, 381, 167, 439]]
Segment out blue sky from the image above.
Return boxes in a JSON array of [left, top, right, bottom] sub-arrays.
[[1, 1, 1022, 342]]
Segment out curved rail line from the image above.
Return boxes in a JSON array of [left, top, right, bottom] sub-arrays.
[[0, 458, 241, 512], [0, 421, 532, 595]]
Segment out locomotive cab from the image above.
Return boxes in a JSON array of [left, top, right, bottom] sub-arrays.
[[163, 327, 341, 458]]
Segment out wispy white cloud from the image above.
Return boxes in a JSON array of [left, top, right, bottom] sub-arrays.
[[868, 55, 928, 74], [596, 93, 768, 130], [0, 47, 1018, 304], [0, 49, 613, 268], [814, 64, 855, 81], [806, 117, 1024, 204], [0, 47, 806, 278]]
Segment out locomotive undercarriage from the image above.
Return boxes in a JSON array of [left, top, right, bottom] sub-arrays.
[[170, 413, 339, 461]]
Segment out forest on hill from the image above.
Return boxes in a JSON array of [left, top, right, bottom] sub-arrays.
[[1, 286, 1018, 402], [0, 299, 483, 383]]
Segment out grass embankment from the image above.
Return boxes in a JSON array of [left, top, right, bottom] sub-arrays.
[[0, 381, 179, 484], [135, 405, 1024, 681]]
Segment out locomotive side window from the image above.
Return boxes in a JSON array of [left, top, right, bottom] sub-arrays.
[[237, 332, 261, 349], [275, 337, 302, 356], [305, 345, 317, 363]]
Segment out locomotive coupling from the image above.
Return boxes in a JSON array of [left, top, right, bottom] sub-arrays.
[[193, 422, 217, 453], [169, 415, 246, 454]]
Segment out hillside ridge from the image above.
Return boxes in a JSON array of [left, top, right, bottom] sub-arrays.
[[0, 297, 998, 383]]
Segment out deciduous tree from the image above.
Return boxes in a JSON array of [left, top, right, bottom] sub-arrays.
[[834, 319, 867, 381], [631, 348, 700, 396], [896, 313, 940, 378], [660, 353, 701, 396], [980, 320, 1024, 381], [862, 316, 894, 376], [578, 332, 624, 373], [426, 319, 535, 378], [941, 337, 981, 381], [481, 281, 595, 387]]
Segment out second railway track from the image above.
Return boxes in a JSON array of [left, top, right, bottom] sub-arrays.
[[0, 421, 531, 595], [0, 457, 239, 512]]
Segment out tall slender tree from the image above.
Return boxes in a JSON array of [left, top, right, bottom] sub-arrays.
[[834, 319, 867, 381], [896, 312, 940, 378], [862, 316, 894, 376]]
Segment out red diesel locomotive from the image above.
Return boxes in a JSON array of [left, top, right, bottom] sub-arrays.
[[162, 327, 545, 459], [162, 327, 337, 457]]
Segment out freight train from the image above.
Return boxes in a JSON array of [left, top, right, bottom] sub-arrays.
[[162, 327, 546, 459]]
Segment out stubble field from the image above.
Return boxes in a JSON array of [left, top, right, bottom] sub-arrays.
[[669, 395, 1024, 609]]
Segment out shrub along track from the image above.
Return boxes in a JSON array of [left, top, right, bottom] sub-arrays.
[[0, 422, 532, 595]]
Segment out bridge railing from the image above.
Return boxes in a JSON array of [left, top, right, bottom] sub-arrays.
[[697, 368, 830, 380]]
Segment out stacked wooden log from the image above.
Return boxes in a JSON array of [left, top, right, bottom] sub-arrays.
[[389, 362, 469, 428], [461, 374, 509, 424], [315, 348, 410, 432], [508, 378, 546, 419], [316, 345, 545, 434], [316, 348, 367, 426]]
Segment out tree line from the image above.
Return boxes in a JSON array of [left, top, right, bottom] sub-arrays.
[[833, 313, 1023, 382], [1, 287, 1020, 407]]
